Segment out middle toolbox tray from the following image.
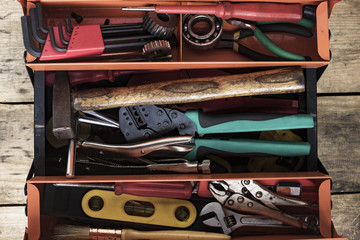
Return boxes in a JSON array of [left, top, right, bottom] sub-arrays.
[[32, 67, 319, 177]]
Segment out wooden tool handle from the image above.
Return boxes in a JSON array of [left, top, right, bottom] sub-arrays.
[[121, 229, 231, 240], [72, 67, 304, 111]]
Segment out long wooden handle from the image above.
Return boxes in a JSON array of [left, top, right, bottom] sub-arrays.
[[121, 229, 231, 240], [72, 67, 304, 111]]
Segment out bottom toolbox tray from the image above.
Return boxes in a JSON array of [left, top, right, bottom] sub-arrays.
[[25, 172, 346, 240]]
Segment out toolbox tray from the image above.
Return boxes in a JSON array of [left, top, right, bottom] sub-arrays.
[[19, 0, 338, 70], [25, 172, 347, 240], [32, 67, 319, 177]]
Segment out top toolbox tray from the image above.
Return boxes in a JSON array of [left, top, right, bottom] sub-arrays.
[[19, 0, 339, 71]]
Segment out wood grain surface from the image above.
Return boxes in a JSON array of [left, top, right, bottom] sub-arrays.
[[0, 0, 33, 102], [0, 206, 27, 240], [331, 194, 360, 239], [0, 0, 359, 239], [0, 104, 33, 205], [318, 0, 360, 93], [318, 96, 360, 193], [72, 67, 305, 111]]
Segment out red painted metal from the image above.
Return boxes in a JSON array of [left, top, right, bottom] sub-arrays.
[[157, 3, 303, 22], [114, 181, 193, 199], [40, 25, 104, 61]]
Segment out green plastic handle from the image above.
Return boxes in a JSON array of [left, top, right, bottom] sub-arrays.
[[254, 28, 306, 61], [257, 18, 315, 29], [185, 138, 311, 161], [185, 111, 314, 135]]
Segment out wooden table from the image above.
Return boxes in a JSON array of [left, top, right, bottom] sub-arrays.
[[0, 0, 359, 239]]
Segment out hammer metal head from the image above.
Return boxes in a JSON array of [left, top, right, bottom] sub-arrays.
[[52, 71, 75, 139]]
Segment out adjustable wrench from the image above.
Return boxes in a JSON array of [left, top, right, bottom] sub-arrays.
[[200, 202, 286, 234]]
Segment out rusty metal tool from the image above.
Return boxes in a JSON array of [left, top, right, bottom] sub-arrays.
[[52, 71, 78, 177], [78, 156, 212, 174], [77, 136, 194, 157], [77, 135, 311, 161], [52, 71, 75, 139], [122, 3, 303, 23], [76, 136, 195, 157], [208, 180, 319, 233], [200, 202, 318, 234]]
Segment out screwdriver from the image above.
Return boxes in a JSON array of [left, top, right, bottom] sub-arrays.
[[122, 3, 303, 23], [54, 181, 193, 199]]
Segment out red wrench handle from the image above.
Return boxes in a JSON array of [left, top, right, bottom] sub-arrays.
[[157, 3, 303, 23], [114, 181, 193, 199]]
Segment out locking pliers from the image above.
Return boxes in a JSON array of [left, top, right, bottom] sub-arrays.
[[208, 180, 318, 233]]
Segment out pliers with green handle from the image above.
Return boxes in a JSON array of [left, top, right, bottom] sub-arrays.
[[78, 105, 314, 160], [224, 19, 311, 61], [116, 105, 314, 160]]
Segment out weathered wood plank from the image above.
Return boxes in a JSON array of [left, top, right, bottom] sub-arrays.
[[0, 0, 33, 103], [0, 104, 33, 205], [318, 96, 360, 193], [318, 0, 360, 93], [332, 194, 360, 240], [0, 206, 27, 240]]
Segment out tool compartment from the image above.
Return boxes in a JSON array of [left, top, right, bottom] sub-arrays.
[[32, 68, 319, 177], [25, 173, 345, 240], [20, 0, 335, 70]]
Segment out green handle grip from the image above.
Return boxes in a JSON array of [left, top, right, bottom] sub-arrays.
[[257, 17, 315, 29], [185, 138, 311, 161], [185, 111, 314, 135], [254, 28, 306, 61]]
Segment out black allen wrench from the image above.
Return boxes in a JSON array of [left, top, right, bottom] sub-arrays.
[[22, 2, 178, 60]]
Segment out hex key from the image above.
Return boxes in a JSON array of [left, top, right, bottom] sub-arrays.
[[58, 23, 69, 45], [35, 2, 48, 34], [29, 8, 46, 44], [63, 19, 72, 36], [21, 16, 42, 57], [49, 26, 67, 52]]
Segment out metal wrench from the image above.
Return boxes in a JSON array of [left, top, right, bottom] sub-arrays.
[[200, 202, 286, 234]]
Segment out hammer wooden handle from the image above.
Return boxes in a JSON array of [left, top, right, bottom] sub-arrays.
[[72, 67, 304, 111]]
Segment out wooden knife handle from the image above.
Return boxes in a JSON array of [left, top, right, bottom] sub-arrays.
[[72, 67, 304, 111], [121, 229, 231, 240]]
